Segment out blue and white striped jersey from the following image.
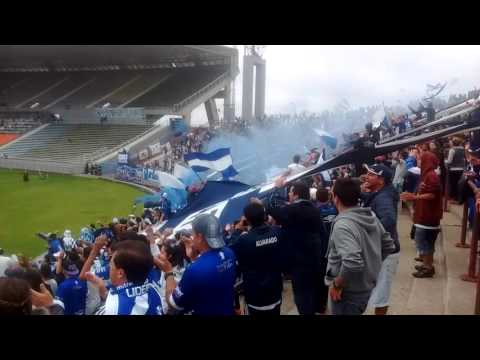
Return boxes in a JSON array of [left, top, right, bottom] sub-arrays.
[[100, 280, 163, 315]]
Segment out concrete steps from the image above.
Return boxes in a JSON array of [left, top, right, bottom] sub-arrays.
[[441, 208, 477, 314]]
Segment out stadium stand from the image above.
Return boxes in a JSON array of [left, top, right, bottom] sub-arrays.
[[0, 112, 46, 148], [1, 124, 151, 163], [90, 70, 172, 108], [1, 73, 66, 108], [54, 72, 140, 109], [19, 73, 95, 110], [0, 46, 238, 174], [0, 117, 42, 134], [129, 66, 227, 107]]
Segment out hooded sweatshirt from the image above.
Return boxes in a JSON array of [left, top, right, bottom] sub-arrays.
[[413, 151, 443, 227], [326, 207, 395, 293]]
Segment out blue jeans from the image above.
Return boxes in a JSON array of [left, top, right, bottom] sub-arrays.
[[415, 227, 440, 256], [468, 196, 476, 228], [329, 290, 371, 315]]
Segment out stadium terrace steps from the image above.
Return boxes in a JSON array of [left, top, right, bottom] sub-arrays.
[[129, 66, 227, 107], [0, 73, 30, 95], [1, 66, 228, 111], [1, 73, 66, 108], [94, 70, 171, 108], [1, 124, 151, 164], [53, 72, 138, 109], [32, 74, 96, 110]]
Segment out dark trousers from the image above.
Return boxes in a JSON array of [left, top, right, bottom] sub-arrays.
[[329, 291, 371, 315], [246, 303, 281, 316], [448, 170, 463, 200], [291, 270, 328, 315], [404, 172, 420, 193]]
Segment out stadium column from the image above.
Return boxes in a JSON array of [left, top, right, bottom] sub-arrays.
[[182, 112, 192, 127], [254, 62, 266, 120], [242, 55, 266, 123], [242, 55, 255, 123], [204, 98, 219, 128], [223, 82, 233, 124]]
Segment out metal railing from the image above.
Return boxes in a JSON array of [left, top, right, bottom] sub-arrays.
[[454, 179, 480, 314]]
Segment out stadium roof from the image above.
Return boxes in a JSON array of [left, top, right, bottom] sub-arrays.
[[0, 45, 237, 71]]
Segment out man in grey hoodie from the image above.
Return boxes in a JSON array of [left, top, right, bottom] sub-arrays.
[[326, 177, 395, 315]]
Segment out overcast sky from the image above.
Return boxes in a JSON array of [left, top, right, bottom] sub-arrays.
[[193, 45, 480, 124]]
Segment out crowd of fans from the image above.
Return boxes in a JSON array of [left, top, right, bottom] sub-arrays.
[[3, 89, 480, 316], [85, 162, 102, 176], [0, 132, 429, 316], [2, 126, 480, 316], [140, 128, 213, 174]]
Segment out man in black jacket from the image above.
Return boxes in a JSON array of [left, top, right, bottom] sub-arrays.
[[270, 180, 329, 315], [230, 202, 287, 316]]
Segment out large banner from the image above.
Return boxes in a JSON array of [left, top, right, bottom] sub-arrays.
[[116, 165, 159, 188], [118, 152, 129, 165], [148, 142, 162, 156], [95, 108, 145, 122]]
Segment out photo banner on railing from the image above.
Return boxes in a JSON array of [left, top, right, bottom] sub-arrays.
[[116, 164, 160, 188]]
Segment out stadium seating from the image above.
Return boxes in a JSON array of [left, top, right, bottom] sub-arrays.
[[53, 72, 138, 109], [92, 70, 171, 108], [129, 66, 227, 107], [0, 73, 66, 108], [0, 73, 31, 99], [0, 65, 227, 112], [1, 124, 151, 163], [21, 73, 95, 109], [0, 111, 44, 134]]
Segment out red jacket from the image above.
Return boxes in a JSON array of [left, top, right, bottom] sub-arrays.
[[413, 151, 443, 227]]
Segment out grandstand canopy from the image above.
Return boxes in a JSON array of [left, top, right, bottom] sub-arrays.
[[0, 45, 236, 71]]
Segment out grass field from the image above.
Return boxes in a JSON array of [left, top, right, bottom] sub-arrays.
[[0, 169, 146, 258]]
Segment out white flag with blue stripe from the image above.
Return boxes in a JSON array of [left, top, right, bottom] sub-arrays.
[[184, 148, 238, 180]]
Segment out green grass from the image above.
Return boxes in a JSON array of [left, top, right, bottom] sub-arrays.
[[0, 169, 146, 258]]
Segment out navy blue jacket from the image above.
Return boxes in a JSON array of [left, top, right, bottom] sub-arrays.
[[362, 184, 400, 253], [230, 224, 287, 307], [269, 200, 329, 274]]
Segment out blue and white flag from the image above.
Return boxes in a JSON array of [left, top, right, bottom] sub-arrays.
[[173, 163, 200, 188], [156, 171, 186, 190], [184, 148, 238, 180], [314, 129, 337, 149]]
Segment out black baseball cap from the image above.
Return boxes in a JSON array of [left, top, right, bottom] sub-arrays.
[[192, 214, 225, 249], [468, 146, 480, 159], [364, 164, 393, 183]]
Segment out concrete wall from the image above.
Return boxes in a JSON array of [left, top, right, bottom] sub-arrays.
[[0, 157, 84, 174], [54, 108, 148, 125]]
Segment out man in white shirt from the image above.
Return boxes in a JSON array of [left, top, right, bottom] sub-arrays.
[[285, 155, 306, 176], [0, 249, 15, 277]]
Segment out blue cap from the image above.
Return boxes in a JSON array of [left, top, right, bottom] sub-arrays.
[[364, 164, 393, 183]]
